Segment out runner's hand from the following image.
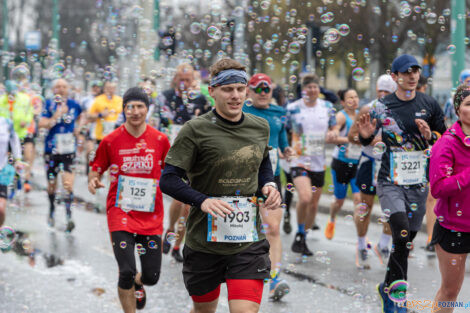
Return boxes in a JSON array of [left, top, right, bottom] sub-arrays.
[[201, 198, 234, 218], [88, 177, 105, 194], [261, 186, 281, 210], [415, 119, 431, 140], [357, 113, 377, 139], [100, 109, 109, 118], [326, 129, 339, 142], [283, 147, 294, 158]]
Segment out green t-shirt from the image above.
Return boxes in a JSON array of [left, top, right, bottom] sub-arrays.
[[165, 110, 270, 255]]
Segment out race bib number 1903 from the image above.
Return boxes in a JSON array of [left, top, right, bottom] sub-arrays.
[[115, 175, 157, 212], [207, 197, 258, 243]]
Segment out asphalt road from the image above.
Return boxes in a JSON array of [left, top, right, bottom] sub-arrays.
[[1, 157, 469, 313]]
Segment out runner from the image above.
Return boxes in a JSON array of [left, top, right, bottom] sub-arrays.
[[287, 73, 338, 256], [325, 88, 362, 241], [443, 70, 470, 127], [38, 78, 84, 231], [79, 80, 102, 174], [88, 87, 170, 312], [243, 73, 292, 300], [429, 84, 470, 313], [357, 54, 446, 312], [348, 75, 396, 269], [158, 63, 208, 263], [0, 80, 34, 192], [88, 81, 122, 145], [160, 58, 281, 313], [0, 116, 22, 226]]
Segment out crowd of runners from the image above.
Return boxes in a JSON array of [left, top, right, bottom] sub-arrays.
[[1, 53, 470, 313]]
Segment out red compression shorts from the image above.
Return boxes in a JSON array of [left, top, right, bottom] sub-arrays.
[[191, 279, 264, 304]]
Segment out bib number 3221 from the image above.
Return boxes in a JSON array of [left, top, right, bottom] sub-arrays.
[[115, 175, 157, 212], [390, 151, 427, 185], [207, 197, 258, 243]]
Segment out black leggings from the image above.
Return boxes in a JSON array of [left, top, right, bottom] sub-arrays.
[[283, 170, 293, 213], [384, 212, 417, 287], [111, 231, 162, 289]]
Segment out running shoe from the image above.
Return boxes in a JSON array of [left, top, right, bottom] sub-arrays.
[[24, 182, 32, 193], [134, 283, 146, 310], [356, 247, 370, 269], [311, 223, 320, 231], [291, 233, 313, 256], [377, 282, 396, 313], [396, 301, 408, 313], [291, 232, 304, 253], [269, 279, 290, 301], [374, 244, 390, 265], [162, 231, 171, 254], [171, 248, 184, 263], [47, 216, 55, 228], [65, 220, 75, 233], [424, 243, 435, 253], [283, 212, 292, 234], [324, 220, 335, 240]]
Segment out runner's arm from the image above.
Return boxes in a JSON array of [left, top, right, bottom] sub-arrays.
[[160, 164, 209, 208], [258, 155, 274, 189], [8, 122, 22, 161], [348, 106, 369, 144], [327, 112, 348, 144], [430, 139, 470, 198]]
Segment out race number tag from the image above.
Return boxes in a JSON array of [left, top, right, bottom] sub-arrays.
[[115, 176, 157, 212], [301, 132, 325, 156], [102, 121, 115, 136], [207, 197, 258, 243], [54, 133, 75, 154], [345, 144, 362, 160], [390, 151, 427, 185], [268, 149, 278, 174], [169, 124, 183, 145]]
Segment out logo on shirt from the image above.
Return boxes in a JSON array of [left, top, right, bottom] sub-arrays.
[[121, 154, 154, 174]]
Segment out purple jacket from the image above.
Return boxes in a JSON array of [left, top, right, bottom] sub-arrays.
[[430, 121, 470, 232]]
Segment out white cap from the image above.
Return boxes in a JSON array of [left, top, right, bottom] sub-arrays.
[[376, 74, 397, 93]]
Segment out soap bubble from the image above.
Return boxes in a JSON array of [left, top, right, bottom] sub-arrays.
[[352, 68, 365, 81]]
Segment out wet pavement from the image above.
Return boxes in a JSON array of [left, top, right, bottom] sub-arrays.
[[1, 157, 470, 313]]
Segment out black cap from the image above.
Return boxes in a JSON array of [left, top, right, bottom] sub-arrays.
[[123, 87, 150, 109]]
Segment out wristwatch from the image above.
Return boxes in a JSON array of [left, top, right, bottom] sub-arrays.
[[263, 182, 278, 190]]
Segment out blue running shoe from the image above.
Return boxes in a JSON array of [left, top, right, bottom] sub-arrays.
[[269, 278, 290, 301], [377, 283, 396, 313]]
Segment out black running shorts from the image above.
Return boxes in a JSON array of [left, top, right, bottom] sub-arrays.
[[44, 153, 75, 178], [430, 222, 470, 254], [0, 184, 7, 199], [290, 167, 325, 187], [182, 239, 271, 297]]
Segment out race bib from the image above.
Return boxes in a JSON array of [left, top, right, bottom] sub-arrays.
[[390, 151, 427, 185], [207, 197, 258, 243], [169, 124, 183, 145], [102, 121, 115, 136], [115, 175, 157, 212], [301, 132, 325, 156], [54, 133, 75, 155], [268, 149, 278, 174], [345, 144, 362, 160]]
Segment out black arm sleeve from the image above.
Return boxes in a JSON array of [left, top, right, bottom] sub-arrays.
[[160, 164, 209, 208], [258, 155, 275, 190], [359, 134, 375, 146]]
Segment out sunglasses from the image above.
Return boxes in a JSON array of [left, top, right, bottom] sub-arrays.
[[252, 86, 271, 94]]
